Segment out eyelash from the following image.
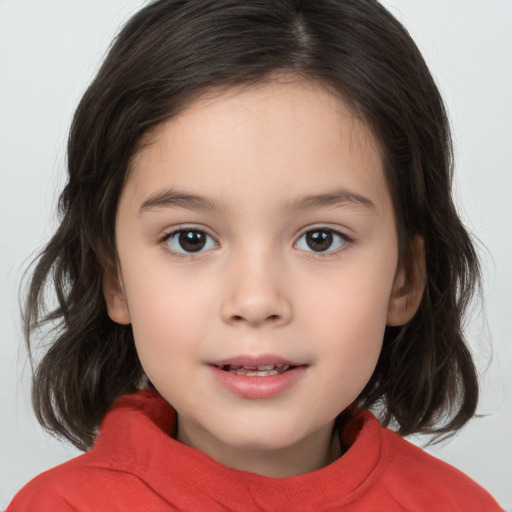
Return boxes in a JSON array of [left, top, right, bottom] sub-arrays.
[[159, 227, 351, 258], [294, 228, 351, 257], [160, 227, 218, 257]]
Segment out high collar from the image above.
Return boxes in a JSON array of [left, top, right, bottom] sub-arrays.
[[92, 389, 387, 509]]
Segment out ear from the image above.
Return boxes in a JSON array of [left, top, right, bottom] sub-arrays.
[[102, 261, 131, 325], [387, 236, 426, 326]]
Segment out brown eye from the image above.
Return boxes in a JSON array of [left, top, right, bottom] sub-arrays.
[[295, 229, 348, 253], [165, 229, 217, 254], [179, 231, 206, 252], [305, 230, 333, 251]]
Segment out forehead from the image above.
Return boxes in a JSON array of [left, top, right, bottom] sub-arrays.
[[125, 78, 391, 218]]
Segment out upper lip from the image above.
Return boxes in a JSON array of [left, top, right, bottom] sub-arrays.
[[209, 354, 303, 368]]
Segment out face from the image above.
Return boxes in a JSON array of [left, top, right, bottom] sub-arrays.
[[105, 79, 421, 477]]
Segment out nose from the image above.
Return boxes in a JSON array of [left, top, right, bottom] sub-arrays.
[[220, 250, 293, 328]]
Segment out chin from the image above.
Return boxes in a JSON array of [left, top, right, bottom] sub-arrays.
[[210, 417, 318, 454]]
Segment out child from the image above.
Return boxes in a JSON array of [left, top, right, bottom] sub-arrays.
[[7, 0, 504, 510]]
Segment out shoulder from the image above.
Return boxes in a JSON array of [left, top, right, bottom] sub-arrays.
[[5, 452, 157, 512], [6, 453, 90, 511], [378, 426, 503, 511], [6, 453, 112, 511], [6, 391, 175, 511]]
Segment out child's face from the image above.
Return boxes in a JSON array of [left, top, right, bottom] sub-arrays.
[[105, 78, 418, 476]]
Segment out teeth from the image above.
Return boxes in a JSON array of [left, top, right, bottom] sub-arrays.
[[225, 364, 291, 376], [232, 369, 279, 376]]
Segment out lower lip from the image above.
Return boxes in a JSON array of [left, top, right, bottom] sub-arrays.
[[209, 365, 306, 399]]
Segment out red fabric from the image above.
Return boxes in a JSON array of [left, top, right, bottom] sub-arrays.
[[7, 390, 503, 511]]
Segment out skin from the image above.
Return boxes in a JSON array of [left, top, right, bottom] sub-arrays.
[[104, 78, 424, 478]]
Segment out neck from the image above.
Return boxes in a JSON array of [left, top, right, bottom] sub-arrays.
[[176, 419, 342, 478]]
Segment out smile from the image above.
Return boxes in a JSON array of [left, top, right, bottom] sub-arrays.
[[209, 357, 306, 399], [219, 364, 292, 376]]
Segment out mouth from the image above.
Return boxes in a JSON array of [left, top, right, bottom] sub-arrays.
[[209, 357, 307, 399], [216, 364, 295, 377]]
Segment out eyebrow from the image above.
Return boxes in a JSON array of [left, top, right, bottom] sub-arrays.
[[139, 187, 375, 215], [139, 188, 223, 214], [283, 188, 375, 212]]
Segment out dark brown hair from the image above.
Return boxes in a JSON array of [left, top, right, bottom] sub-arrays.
[[24, 0, 480, 450]]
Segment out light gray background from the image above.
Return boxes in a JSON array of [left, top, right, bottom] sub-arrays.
[[1, 0, 511, 509]]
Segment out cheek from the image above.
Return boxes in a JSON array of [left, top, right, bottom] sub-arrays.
[[122, 260, 224, 373], [122, 267, 201, 351], [125, 253, 212, 318], [304, 284, 387, 410], [295, 252, 395, 371], [297, 255, 395, 331]]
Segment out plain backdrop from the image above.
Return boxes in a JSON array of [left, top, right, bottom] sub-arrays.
[[1, 0, 511, 509]]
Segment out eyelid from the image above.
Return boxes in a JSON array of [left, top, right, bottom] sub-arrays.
[[293, 225, 352, 256], [160, 224, 213, 238], [160, 225, 219, 256]]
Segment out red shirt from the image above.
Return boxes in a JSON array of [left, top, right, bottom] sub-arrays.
[[7, 390, 503, 511]]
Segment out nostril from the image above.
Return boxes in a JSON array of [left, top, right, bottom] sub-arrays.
[[229, 313, 281, 324]]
